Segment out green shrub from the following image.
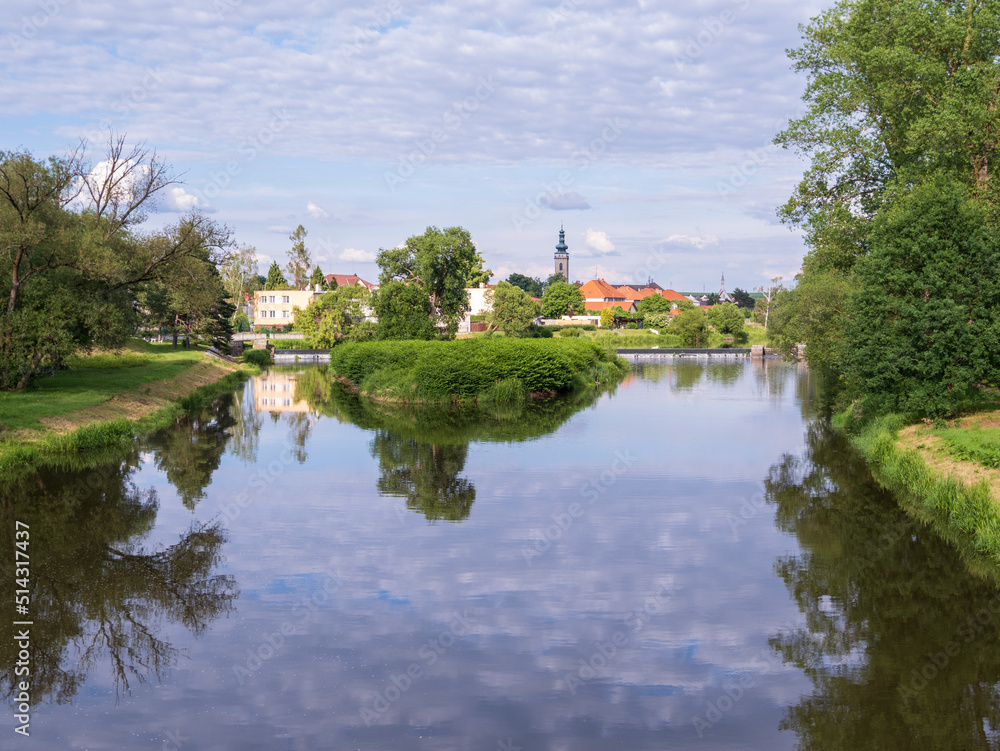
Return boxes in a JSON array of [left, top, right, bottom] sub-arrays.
[[328, 338, 626, 401], [559, 327, 582, 337], [625, 322, 638, 330], [242, 349, 272, 367]]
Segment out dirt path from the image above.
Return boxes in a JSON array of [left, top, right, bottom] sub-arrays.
[[896, 414, 1000, 495]]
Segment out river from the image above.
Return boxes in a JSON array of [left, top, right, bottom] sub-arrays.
[[4, 359, 1000, 750]]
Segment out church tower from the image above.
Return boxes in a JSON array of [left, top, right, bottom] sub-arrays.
[[554, 226, 569, 282]]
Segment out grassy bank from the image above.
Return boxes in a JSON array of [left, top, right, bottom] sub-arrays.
[[328, 338, 629, 403], [0, 339, 257, 471], [838, 409, 1000, 564]]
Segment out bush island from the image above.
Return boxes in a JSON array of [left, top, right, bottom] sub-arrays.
[[242, 349, 272, 367], [328, 338, 628, 402]]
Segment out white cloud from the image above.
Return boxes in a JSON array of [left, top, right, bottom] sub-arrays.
[[540, 192, 591, 211], [162, 186, 211, 212], [306, 201, 330, 220], [663, 234, 719, 249], [340, 248, 376, 262], [583, 228, 615, 254]]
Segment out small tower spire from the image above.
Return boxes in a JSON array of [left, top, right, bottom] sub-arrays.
[[554, 226, 570, 282]]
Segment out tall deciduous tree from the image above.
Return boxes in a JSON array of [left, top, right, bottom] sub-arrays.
[[286, 225, 311, 289], [0, 136, 232, 389], [774, 0, 1000, 391], [220, 244, 257, 319], [372, 281, 436, 340], [376, 226, 479, 338], [485, 281, 539, 337], [505, 273, 544, 298], [540, 281, 584, 318], [844, 176, 1000, 416], [294, 284, 372, 347]]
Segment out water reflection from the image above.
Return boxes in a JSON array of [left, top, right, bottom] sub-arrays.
[[0, 454, 237, 704], [765, 422, 1000, 750], [145, 392, 238, 510], [290, 366, 617, 521]]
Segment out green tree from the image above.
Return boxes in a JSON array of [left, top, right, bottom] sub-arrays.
[[506, 273, 544, 298], [372, 281, 436, 341], [309, 266, 327, 291], [0, 138, 230, 389], [464, 249, 493, 288], [264, 261, 289, 290], [843, 176, 1000, 417], [707, 302, 745, 340], [545, 272, 567, 290], [376, 226, 480, 338], [730, 287, 755, 309], [220, 243, 257, 321], [294, 284, 371, 347], [670, 307, 709, 347], [599, 308, 614, 329], [774, 0, 1000, 383], [285, 224, 311, 289], [768, 271, 850, 374], [541, 281, 584, 318], [636, 294, 672, 315], [485, 281, 539, 337]]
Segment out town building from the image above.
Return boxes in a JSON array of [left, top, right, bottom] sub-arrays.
[[554, 226, 569, 281]]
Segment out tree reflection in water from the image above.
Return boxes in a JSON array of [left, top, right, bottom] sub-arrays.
[[1, 431, 238, 705], [294, 365, 618, 522], [764, 421, 1000, 750]]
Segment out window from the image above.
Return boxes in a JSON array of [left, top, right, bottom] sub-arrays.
[[269, 310, 276, 318], [269, 295, 276, 303], [282, 295, 290, 303], [282, 310, 290, 318]]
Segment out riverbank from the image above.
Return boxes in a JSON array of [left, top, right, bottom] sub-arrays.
[[0, 341, 257, 471], [838, 409, 1000, 567]]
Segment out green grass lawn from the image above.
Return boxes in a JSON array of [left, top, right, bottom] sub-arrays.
[[0, 340, 203, 434], [934, 426, 1000, 469]]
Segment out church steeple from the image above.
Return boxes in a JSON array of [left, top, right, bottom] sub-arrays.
[[554, 225, 569, 281]]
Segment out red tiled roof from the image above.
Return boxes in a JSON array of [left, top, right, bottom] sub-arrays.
[[659, 289, 688, 301], [324, 273, 377, 289], [579, 279, 623, 300]]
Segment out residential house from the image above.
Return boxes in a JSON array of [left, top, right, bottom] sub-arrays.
[[254, 289, 318, 329]]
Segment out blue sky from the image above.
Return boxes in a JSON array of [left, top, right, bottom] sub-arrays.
[[2, 0, 827, 292]]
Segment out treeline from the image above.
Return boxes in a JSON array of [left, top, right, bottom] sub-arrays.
[[770, 0, 1000, 418], [0, 136, 241, 390]]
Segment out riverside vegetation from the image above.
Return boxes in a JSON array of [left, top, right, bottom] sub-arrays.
[[0, 338, 257, 473], [769, 0, 1000, 565], [325, 338, 629, 403]]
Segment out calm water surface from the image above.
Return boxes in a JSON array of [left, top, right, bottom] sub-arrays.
[[5, 359, 1000, 750]]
